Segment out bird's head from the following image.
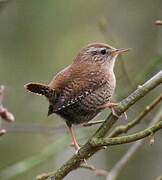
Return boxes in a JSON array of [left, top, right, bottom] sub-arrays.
[[74, 43, 130, 70]]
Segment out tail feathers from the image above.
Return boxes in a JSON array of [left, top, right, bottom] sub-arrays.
[[24, 83, 55, 98]]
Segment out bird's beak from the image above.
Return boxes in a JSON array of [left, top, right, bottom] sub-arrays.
[[112, 48, 131, 56]]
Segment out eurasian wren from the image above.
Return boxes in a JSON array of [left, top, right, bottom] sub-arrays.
[[25, 43, 129, 150]]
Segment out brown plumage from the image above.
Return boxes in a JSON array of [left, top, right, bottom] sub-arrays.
[[25, 43, 129, 150]]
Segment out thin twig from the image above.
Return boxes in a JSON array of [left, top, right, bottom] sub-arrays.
[[106, 107, 162, 180], [91, 120, 162, 147], [0, 85, 15, 136], [80, 164, 108, 176], [37, 71, 162, 180], [107, 140, 142, 180], [156, 175, 162, 180], [109, 93, 162, 137], [82, 120, 105, 127], [0, 85, 15, 122]]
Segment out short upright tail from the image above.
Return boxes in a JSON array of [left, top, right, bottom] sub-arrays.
[[24, 83, 55, 99]]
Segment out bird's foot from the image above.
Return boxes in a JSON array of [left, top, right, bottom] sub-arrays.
[[111, 107, 127, 120], [122, 111, 127, 120], [71, 142, 88, 164], [98, 102, 127, 120], [71, 141, 81, 154]]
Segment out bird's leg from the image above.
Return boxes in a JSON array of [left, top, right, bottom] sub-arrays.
[[98, 102, 127, 120], [98, 102, 119, 116], [67, 125, 80, 152], [81, 104, 118, 127], [98, 102, 118, 109], [67, 125, 89, 164]]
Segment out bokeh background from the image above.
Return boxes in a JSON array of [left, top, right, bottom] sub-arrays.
[[0, 0, 162, 180]]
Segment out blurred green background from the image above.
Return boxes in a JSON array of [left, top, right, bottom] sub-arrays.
[[0, 0, 162, 180]]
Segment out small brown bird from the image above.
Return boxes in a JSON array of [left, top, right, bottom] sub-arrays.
[[25, 43, 129, 151]]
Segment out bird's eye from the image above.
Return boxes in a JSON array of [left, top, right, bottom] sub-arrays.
[[100, 48, 107, 55]]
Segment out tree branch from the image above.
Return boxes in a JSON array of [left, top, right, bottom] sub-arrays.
[[0, 85, 15, 123], [106, 106, 162, 180], [37, 71, 162, 180], [109, 93, 162, 137], [79, 164, 108, 176], [91, 120, 162, 147], [82, 120, 105, 127]]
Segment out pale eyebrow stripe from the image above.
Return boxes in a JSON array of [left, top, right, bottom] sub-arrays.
[[87, 47, 105, 53]]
